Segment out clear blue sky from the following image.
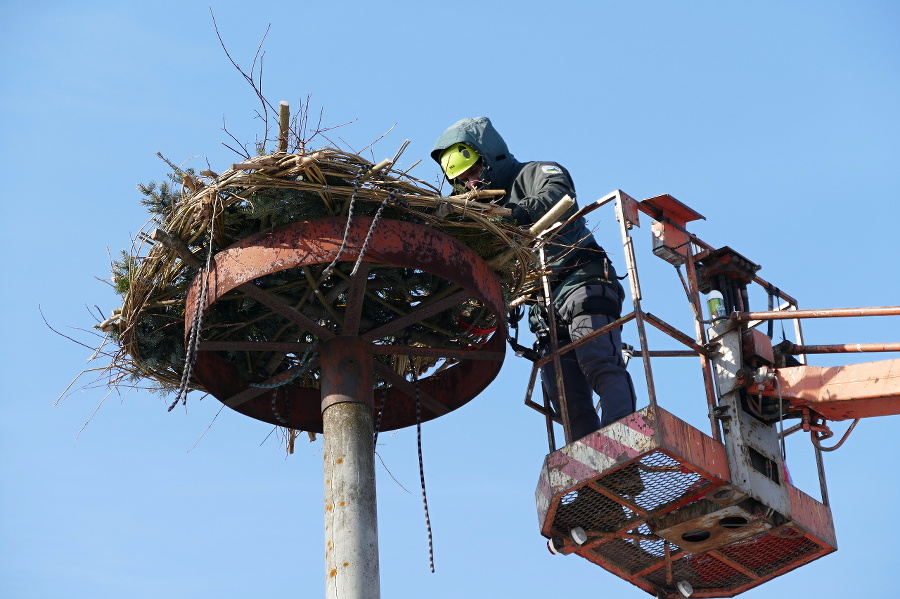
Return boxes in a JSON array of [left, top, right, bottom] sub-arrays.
[[2, 2, 899, 598]]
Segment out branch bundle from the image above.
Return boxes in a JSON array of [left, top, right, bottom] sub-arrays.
[[103, 147, 538, 396]]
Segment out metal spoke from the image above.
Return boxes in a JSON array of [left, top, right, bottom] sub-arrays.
[[374, 345, 503, 361], [237, 282, 335, 340], [372, 361, 449, 416], [362, 289, 472, 342], [342, 262, 370, 336]]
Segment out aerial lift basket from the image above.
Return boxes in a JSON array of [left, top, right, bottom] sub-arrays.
[[536, 405, 836, 598]]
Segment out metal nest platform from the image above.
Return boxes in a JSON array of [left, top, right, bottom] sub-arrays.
[[536, 406, 836, 598], [184, 217, 509, 432]]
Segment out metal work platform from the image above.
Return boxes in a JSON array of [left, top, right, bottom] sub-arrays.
[[526, 190, 898, 598], [537, 405, 835, 597]]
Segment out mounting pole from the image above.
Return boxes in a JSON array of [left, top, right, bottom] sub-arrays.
[[321, 336, 380, 599]]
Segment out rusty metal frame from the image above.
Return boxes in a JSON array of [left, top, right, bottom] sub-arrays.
[[527, 189, 900, 597], [184, 217, 508, 432]]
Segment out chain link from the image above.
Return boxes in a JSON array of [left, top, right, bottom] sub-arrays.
[[411, 364, 435, 573], [169, 189, 220, 412]]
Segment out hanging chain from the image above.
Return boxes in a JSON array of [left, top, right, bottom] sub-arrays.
[[169, 190, 220, 412], [411, 364, 435, 573], [270, 387, 290, 425], [250, 342, 320, 425], [351, 190, 396, 277], [373, 386, 388, 449], [320, 166, 366, 281], [250, 341, 320, 390]]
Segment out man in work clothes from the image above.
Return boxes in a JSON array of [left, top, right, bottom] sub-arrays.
[[431, 116, 637, 441]]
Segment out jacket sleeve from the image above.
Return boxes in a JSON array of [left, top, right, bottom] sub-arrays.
[[503, 163, 576, 227]]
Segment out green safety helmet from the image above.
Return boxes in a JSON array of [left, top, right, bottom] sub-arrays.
[[439, 142, 480, 180]]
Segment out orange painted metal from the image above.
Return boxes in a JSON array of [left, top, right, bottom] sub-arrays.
[[726, 324, 900, 421], [184, 217, 508, 432], [638, 194, 705, 226], [638, 194, 705, 267], [772, 359, 900, 421], [741, 329, 774, 365]]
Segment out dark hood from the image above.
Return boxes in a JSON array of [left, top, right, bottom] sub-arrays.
[[430, 117, 522, 190]]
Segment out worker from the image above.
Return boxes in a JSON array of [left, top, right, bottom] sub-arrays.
[[431, 117, 637, 441]]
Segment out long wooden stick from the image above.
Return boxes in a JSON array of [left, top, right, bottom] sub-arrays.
[[151, 228, 201, 268], [277, 100, 290, 153]]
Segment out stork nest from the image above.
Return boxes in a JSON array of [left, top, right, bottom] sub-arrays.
[[101, 147, 538, 398]]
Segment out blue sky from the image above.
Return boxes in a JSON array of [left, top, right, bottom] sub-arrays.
[[2, 2, 899, 598]]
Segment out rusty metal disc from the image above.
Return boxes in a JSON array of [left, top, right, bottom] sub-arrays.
[[184, 217, 508, 432]]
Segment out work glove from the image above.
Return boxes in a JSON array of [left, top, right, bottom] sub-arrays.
[[500, 204, 531, 227]]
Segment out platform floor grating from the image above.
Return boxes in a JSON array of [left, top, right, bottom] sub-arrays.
[[717, 529, 822, 577], [553, 486, 636, 534], [589, 523, 679, 575], [550, 450, 714, 539], [644, 551, 754, 591], [594, 526, 827, 594], [626, 451, 712, 513]]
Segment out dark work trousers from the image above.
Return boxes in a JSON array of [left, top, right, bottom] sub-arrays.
[[538, 284, 637, 441]]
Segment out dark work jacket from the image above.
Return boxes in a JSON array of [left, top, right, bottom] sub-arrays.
[[431, 117, 624, 331]]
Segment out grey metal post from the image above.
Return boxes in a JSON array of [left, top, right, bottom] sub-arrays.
[[321, 337, 380, 599]]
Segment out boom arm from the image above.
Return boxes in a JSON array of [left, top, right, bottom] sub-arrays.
[[767, 358, 900, 421]]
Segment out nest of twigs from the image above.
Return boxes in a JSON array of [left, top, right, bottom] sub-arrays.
[[101, 146, 538, 398]]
